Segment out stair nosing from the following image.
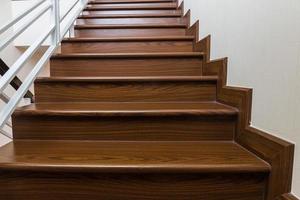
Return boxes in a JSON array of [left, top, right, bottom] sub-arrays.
[[51, 52, 204, 59], [84, 5, 179, 11], [78, 14, 183, 18], [0, 141, 270, 174], [35, 76, 218, 83], [74, 24, 187, 29], [61, 36, 195, 42], [14, 102, 238, 117], [88, 0, 176, 4]]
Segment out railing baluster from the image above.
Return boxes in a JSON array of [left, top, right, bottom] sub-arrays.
[[0, 0, 88, 136]]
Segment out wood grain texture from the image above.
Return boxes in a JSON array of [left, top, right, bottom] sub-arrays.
[[203, 58, 295, 200], [0, 140, 269, 172], [82, 9, 182, 15], [50, 53, 204, 77], [61, 36, 194, 53], [0, 140, 270, 199], [88, 0, 177, 4], [34, 76, 216, 102], [84, 3, 178, 11], [12, 102, 237, 141], [76, 17, 183, 25], [74, 25, 186, 37], [79, 13, 182, 18], [280, 194, 299, 200], [0, 171, 268, 200]]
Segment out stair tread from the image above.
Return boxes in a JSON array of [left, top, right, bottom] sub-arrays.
[[84, 4, 178, 10], [78, 13, 182, 18], [0, 140, 270, 173], [51, 52, 204, 58], [36, 76, 218, 82], [62, 36, 195, 42], [75, 24, 187, 29], [14, 102, 238, 117], [89, 0, 176, 4]]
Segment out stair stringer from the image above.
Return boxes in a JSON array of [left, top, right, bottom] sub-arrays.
[[180, 3, 295, 200]]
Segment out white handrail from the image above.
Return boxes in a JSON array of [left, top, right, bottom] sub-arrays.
[[60, 0, 80, 22], [0, 0, 47, 35], [0, 4, 52, 52], [0, 0, 88, 135], [0, 26, 55, 94], [61, 0, 87, 39]]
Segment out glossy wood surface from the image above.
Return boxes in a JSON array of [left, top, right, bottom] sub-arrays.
[[50, 53, 204, 77], [84, 3, 178, 10], [34, 76, 216, 102], [61, 36, 194, 53], [6, 0, 294, 199], [89, 0, 177, 3], [12, 102, 237, 141], [0, 140, 269, 172], [76, 17, 183, 25]]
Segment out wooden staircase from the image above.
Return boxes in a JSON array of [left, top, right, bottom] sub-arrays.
[[0, 0, 295, 199]]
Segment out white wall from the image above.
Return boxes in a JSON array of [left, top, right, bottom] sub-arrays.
[[180, 0, 300, 197], [12, 0, 82, 46]]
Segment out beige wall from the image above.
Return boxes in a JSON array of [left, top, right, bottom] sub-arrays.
[[180, 0, 300, 197]]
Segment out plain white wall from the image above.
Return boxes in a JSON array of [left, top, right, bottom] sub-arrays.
[[180, 0, 300, 197]]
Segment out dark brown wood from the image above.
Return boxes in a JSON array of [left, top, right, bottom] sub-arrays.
[[50, 53, 204, 77], [84, 3, 178, 11], [280, 194, 299, 200], [78, 13, 183, 18], [61, 36, 195, 53], [76, 16, 184, 25], [88, 0, 177, 4], [203, 58, 295, 200], [74, 24, 187, 37], [12, 102, 237, 140], [81, 9, 182, 15], [0, 140, 269, 199], [4, 0, 295, 198], [0, 140, 269, 173], [34, 76, 217, 102], [0, 59, 34, 101]]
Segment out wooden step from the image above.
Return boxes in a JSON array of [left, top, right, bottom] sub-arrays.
[[0, 140, 269, 199], [34, 76, 217, 103], [84, 3, 178, 11], [74, 24, 187, 37], [82, 10, 182, 16], [79, 13, 182, 18], [76, 16, 184, 25], [61, 36, 195, 53], [12, 102, 238, 140], [88, 0, 177, 4], [50, 52, 204, 77]]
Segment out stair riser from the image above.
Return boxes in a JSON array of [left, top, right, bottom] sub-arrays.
[[89, 0, 176, 4], [34, 81, 216, 102], [50, 57, 202, 77], [0, 171, 267, 200], [76, 17, 183, 25], [85, 2, 178, 8], [82, 10, 181, 15], [61, 41, 194, 53], [75, 28, 186, 37], [13, 115, 235, 141]]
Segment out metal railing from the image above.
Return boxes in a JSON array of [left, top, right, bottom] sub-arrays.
[[0, 0, 88, 139]]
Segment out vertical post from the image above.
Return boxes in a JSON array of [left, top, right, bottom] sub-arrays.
[[51, 0, 60, 45]]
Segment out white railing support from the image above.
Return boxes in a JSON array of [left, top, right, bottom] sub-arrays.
[[51, 0, 61, 45], [0, 0, 88, 137]]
